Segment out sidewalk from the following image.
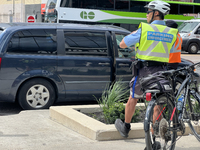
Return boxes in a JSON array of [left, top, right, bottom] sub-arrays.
[[0, 110, 199, 150]]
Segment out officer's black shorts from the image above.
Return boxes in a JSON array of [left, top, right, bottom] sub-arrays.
[[130, 65, 166, 99]]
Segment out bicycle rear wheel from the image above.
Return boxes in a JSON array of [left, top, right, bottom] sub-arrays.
[[187, 91, 200, 141], [145, 95, 178, 150]]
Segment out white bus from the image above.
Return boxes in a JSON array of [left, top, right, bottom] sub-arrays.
[[44, 0, 197, 31]]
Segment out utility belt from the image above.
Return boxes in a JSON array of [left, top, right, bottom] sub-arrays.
[[130, 60, 166, 76]]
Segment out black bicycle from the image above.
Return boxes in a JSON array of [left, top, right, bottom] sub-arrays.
[[142, 62, 200, 150]]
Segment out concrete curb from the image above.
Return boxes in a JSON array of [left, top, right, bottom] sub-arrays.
[[49, 104, 195, 141]]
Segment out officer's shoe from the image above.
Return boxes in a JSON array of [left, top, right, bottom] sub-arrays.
[[115, 119, 130, 138], [152, 141, 161, 149], [144, 141, 161, 150]]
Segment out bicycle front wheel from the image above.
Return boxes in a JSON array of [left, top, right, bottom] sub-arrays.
[[187, 91, 200, 141], [145, 95, 178, 150]]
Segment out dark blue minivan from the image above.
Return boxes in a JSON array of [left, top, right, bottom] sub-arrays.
[[0, 23, 137, 110], [0, 23, 193, 110]]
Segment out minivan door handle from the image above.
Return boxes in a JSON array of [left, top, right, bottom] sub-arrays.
[[119, 63, 129, 67], [98, 62, 110, 66]]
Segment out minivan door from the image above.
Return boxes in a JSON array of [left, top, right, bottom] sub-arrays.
[[57, 30, 112, 101], [113, 32, 134, 86]]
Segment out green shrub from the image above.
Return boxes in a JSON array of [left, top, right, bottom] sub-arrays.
[[96, 80, 141, 124], [102, 102, 140, 124]]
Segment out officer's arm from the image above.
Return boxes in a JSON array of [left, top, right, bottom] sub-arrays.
[[119, 29, 141, 49], [119, 39, 128, 48], [119, 30, 137, 48]]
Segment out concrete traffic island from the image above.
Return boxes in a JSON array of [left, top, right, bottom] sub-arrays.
[[49, 104, 194, 141]]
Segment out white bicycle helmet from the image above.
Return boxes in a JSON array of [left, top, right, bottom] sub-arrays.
[[145, 1, 170, 15]]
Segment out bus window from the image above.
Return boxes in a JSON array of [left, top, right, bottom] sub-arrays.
[[115, 0, 129, 11], [60, 0, 70, 7], [166, 3, 194, 15], [47, 0, 57, 9], [45, 0, 57, 22], [170, 4, 178, 14], [194, 5, 200, 13], [62, 0, 114, 10], [180, 4, 194, 14], [97, 0, 114, 10], [130, 1, 146, 13]]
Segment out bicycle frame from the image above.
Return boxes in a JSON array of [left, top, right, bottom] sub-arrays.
[[171, 74, 191, 123], [172, 72, 200, 123]]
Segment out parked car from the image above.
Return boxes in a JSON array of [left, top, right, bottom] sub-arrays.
[[0, 23, 194, 110], [179, 19, 200, 54]]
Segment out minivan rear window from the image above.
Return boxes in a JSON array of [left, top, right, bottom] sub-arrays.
[[115, 34, 135, 58], [64, 31, 107, 56], [7, 29, 57, 54]]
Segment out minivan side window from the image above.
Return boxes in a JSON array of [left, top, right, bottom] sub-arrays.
[[7, 29, 57, 54], [115, 33, 135, 58], [64, 31, 107, 56]]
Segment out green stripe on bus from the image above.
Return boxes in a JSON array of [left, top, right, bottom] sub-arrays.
[[97, 19, 147, 24], [165, 15, 194, 20], [101, 10, 146, 18], [134, 0, 200, 6], [101, 10, 194, 20]]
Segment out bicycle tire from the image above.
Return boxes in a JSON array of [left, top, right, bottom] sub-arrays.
[[187, 91, 200, 142], [145, 95, 178, 150]]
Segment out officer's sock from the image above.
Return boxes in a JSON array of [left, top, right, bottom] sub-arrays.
[[124, 122, 131, 129]]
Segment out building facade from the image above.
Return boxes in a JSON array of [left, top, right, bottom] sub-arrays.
[[0, 0, 47, 23]]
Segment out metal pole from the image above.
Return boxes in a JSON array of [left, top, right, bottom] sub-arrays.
[[13, 0, 15, 22], [13, 0, 15, 15]]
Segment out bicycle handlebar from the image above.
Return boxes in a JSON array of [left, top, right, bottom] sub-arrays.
[[162, 61, 200, 77]]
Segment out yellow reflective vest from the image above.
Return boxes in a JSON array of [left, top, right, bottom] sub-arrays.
[[135, 22, 178, 63]]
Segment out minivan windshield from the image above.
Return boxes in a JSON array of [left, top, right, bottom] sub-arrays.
[[178, 22, 200, 33]]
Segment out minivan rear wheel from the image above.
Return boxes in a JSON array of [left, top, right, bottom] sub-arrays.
[[188, 43, 199, 54], [18, 78, 55, 110]]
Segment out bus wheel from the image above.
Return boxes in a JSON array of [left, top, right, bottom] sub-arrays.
[[188, 43, 199, 54]]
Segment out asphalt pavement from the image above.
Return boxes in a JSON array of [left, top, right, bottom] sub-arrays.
[[0, 109, 199, 150]]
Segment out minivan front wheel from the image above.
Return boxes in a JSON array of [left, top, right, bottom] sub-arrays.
[[188, 43, 199, 54], [18, 78, 56, 110]]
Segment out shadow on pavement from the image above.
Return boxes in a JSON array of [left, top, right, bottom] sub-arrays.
[[0, 100, 98, 116], [0, 102, 22, 116]]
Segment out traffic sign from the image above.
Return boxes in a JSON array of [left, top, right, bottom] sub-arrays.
[[27, 15, 35, 23]]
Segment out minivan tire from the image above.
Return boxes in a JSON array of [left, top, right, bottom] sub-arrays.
[[188, 43, 199, 54], [18, 78, 56, 110]]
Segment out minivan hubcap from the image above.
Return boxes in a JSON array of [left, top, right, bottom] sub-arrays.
[[191, 45, 197, 52], [26, 84, 50, 108]]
